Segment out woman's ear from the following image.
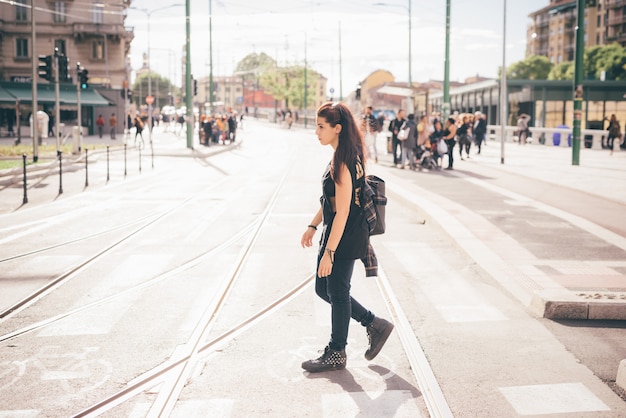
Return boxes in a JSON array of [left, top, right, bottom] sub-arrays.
[[335, 124, 342, 135]]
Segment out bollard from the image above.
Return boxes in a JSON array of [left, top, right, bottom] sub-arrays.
[[106, 146, 110, 182], [139, 147, 142, 173], [22, 154, 28, 204], [151, 141, 154, 169], [85, 148, 89, 187], [124, 143, 127, 177], [57, 150, 63, 194]]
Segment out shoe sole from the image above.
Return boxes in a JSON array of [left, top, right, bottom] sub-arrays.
[[301, 363, 346, 373], [364, 322, 394, 361]]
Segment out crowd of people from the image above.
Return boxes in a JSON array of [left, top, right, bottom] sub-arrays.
[[370, 109, 488, 171]]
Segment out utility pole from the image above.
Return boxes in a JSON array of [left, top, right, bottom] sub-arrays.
[[500, 0, 507, 165], [442, 0, 451, 121], [304, 33, 308, 128], [76, 63, 82, 150], [209, 0, 214, 115], [338, 21, 343, 101], [31, 1, 38, 159], [572, 0, 585, 166], [185, 0, 193, 148], [54, 48, 61, 151]]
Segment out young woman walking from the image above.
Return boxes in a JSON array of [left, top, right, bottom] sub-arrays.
[[300, 102, 394, 373]]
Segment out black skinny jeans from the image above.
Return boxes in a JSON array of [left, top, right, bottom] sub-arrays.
[[314, 250, 374, 351]]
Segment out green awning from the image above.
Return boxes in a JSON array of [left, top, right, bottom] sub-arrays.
[[0, 85, 16, 104], [0, 83, 112, 106]]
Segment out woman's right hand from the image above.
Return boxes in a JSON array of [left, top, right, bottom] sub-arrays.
[[301, 227, 316, 248]]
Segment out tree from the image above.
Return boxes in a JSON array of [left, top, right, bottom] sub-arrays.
[[506, 55, 552, 80], [593, 43, 626, 80], [548, 61, 574, 80], [260, 64, 315, 111], [132, 72, 179, 109]]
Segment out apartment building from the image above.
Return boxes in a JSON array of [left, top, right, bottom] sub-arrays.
[[526, 0, 626, 63], [0, 1, 133, 137], [0, 0, 132, 87]]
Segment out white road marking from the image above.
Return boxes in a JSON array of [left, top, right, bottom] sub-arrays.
[[499, 382, 610, 415]]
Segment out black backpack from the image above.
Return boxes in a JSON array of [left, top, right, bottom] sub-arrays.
[[362, 175, 387, 236]]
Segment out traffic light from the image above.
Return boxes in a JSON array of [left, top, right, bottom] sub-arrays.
[[127, 90, 133, 102], [121, 89, 126, 99], [355, 86, 361, 101], [193, 78, 198, 96], [38, 55, 52, 81], [58, 56, 70, 82], [79, 68, 89, 89]]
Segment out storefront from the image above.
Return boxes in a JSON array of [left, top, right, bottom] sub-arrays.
[[427, 79, 626, 131], [0, 82, 112, 139]]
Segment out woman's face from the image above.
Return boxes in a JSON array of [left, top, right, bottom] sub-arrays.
[[316, 117, 341, 149]]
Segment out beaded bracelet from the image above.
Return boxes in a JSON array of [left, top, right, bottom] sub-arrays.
[[307, 224, 317, 230], [326, 248, 335, 264]]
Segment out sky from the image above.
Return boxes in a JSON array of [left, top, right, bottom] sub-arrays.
[[125, 0, 549, 96]]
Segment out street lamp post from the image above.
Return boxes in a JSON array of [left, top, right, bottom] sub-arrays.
[[500, 0, 507, 165]]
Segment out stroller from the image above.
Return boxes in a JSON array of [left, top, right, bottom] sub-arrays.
[[415, 143, 439, 170]]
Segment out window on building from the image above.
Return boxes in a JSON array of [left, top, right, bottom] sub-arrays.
[[16, 38, 29, 58], [92, 39, 104, 60], [558, 54, 562, 63], [92, 0, 103, 24], [15, 0, 28, 22], [55, 39, 66, 56], [550, 56, 555, 63], [54, 2, 67, 23], [597, 15, 601, 26]]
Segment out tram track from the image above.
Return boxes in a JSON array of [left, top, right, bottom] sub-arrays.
[[70, 169, 294, 417]]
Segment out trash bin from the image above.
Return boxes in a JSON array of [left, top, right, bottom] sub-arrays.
[[552, 125, 571, 146]]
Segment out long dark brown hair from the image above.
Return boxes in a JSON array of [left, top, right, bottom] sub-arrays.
[[317, 101, 365, 183]]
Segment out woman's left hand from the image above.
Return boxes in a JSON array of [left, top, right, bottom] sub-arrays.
[[317, 251, 333, 278]]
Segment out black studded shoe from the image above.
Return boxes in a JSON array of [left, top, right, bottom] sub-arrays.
[[365, 317, 394, 361], [301, 346, 347, 373]]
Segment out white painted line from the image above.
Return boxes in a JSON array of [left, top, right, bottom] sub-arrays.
[[499, 382, 610, 415], [322, 390, 424, 417], [376, 264, 454, 418]]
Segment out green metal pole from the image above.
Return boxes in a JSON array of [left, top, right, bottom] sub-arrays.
[[442, 0, 451, 121], [185, 0, 193, 149], [209, 0, 214, 115], [572, 0, 584, 166]]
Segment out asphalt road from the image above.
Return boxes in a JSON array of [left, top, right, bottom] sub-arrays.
[[0, 119, 625, 417]]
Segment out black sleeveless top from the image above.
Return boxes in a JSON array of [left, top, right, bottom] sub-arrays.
[[319, 158, 368, 260]]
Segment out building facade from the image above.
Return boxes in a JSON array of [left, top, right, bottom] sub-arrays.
[[526, 0, 626, 63], [0, 0, 133, 136]]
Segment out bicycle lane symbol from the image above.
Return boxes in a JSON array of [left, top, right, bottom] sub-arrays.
[[1, 346, 113, 396]]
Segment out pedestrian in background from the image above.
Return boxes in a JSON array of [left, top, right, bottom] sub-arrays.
[[473, 111, 487, 154], [457, 115, 472, 159], [96, 114, 105, 138], [517, 113, 531, 145], [109, 113, 117, 140], [362, 106, 378, 163], [443, 117, 457, 170], [401, 114, 418, 170], [430, 119, 445, 167], [388, 109, 406, 167], [606, 114, 621, 153], [134, 114, 144, 147], [300, 101, 394, 373]]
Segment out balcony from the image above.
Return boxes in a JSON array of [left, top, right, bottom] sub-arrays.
[[73, 23, 127, 38], [608, 16, 626, 26], [607, 0, 626, 9]]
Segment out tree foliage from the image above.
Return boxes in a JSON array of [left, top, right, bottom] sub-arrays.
[[506, 55, 552, 80], [132, 72, 179, 108], [259, 65, 316, 110], [548, 61, 574, 80], [235, 52, 276, 81], [509, 44, 626, 81]]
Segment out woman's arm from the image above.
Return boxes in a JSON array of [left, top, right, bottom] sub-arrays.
[[301, 207, 322, 248], [317, 163, 352, 278], [445, 124, 457, 139]]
